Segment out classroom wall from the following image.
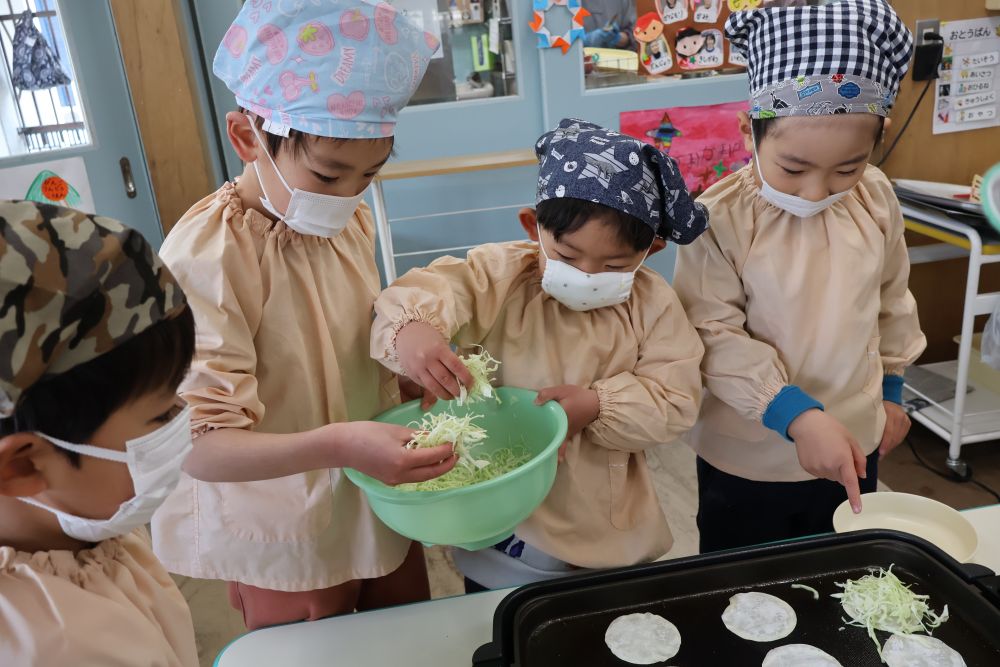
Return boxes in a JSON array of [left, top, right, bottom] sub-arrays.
[[881, 0, 1000, 363], [162, 0, 996, 365]]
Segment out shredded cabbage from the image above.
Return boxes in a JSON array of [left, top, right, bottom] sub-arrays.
[[397, 446, 533, 492], [457, 347, 501, 406], [405, 412, 489, 471], [791, 584, 820, 600], [832, 566, 949, 661]]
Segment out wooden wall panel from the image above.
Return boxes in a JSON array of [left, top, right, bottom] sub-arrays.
[[880, 0, 1000, 362], [110, 0, 217, 234]]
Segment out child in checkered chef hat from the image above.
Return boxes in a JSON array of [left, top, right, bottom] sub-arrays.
[[150, 0, 458, 630], [674, 0, 927, 553], [371, 119, 708, 590]]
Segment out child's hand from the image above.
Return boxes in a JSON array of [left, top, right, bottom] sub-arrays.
[[879, 401, 911, 459], [395, 322, 475, 402], [788, 409, 868, 514], [338, 421, 456, 486], [397, 375, 438, 411], [535, 385, 601, 459]]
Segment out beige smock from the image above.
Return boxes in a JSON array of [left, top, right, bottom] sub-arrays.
[[371, 242, 704, 568], [151, 183, 409, 591], [0, 529, 197, 667], [673, 164, 926, 482]]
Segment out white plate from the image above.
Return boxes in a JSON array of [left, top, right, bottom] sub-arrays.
[[893, 178, 972, 199], [833, 492, 978, 562]]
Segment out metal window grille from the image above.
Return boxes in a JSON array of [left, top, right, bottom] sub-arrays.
[[0, 0, 88, 154]]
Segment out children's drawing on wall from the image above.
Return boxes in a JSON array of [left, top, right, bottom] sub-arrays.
[[645, 111, 681, 151], [656, 0, 688, 25], [0, 157, 95, 213], [635, 13, 672, 75], [674, 26, 722, 69], [692, 0, 721, 24], [26, 171, 82, 208], [620, 100, 751, 195]]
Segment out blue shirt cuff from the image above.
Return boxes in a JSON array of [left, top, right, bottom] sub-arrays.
[[883, 374, 904, 405], [762, 385, 824, 441]]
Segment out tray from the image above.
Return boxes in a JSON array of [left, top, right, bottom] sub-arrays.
[[472, 530, 1000, 666]]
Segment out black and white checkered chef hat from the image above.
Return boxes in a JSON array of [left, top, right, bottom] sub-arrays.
[[727, 0, 913, 118]]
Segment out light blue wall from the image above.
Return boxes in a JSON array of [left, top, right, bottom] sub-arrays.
[[186, 0, 749, 283]]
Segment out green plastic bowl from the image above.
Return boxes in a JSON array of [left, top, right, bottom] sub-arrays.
[[344, 387, 567, 550]]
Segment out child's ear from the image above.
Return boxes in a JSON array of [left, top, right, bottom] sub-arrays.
[[227, 111, 261, 163], [737, 110, 754, 153], [648, 237, 668, 257], [881, 116, 893, 146], [519, 208, 539, 241], [0, 434, 50, 498]]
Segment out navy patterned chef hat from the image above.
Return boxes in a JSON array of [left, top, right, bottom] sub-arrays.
[[534, 119, 709, 245], [727, 0, 913, 118]]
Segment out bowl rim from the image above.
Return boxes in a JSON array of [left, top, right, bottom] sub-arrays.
[[832, 491, 979, 561], [343, 386, 568, 504]]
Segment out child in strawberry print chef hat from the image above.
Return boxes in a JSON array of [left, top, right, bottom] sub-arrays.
[[150, 0, 455, 630]]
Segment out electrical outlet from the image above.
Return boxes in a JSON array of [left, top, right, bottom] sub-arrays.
[[915, 18, 940, 45]]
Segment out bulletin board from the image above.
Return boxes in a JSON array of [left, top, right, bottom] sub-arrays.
[[633, 0, 746, 77], [932, 16, 1000, 135]]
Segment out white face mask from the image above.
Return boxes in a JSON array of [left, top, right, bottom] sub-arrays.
[[538, 225, 651, 311], [20, 406, 193, 543], [752, 132, 850, 219], [249, 122, 366, 238]]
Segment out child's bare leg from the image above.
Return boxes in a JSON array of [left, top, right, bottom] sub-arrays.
[[356, 541, 431, 611], [228, 579, 362, 630]]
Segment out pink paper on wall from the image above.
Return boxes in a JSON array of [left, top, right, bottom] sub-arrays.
[[620, 100, 751, 196]]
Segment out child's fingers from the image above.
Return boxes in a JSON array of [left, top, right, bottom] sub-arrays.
[[420, 389, 438, 412], [535, 386, 566, 405], [428, 359, 462, 398], [401, 454, 458, 484], [849, 437, 867, 479], [557, 440, 569, 462], [878, 427, 893, 459], [442, 352, 476, 389], [382, 424, 415, 443], [406, 444, 456, 468], [840, 463, 863, 514], [418, 370, 453, 401]]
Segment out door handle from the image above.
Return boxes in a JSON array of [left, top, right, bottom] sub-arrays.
[[119, 157, 137, 199]]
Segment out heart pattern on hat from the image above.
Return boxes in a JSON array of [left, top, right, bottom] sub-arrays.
[[327, 90, 365, 119]]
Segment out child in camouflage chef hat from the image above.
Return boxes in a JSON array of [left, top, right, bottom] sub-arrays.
[[0, 200, 198, 666], [372, 119, 707, 590], [674, 0, 926, 554]]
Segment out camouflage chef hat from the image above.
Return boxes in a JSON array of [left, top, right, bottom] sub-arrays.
[[0, 200, 186, 417]]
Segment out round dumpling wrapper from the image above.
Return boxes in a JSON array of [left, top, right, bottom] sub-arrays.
[[605, 612, 681, 664], [763, 644, 843, 666], [883, 634, 966, 667], [721, 592, 797, 642]]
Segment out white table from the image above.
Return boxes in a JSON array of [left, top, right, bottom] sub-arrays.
[[215, 505, 1000, 667], [901, 205, 1000, 474]]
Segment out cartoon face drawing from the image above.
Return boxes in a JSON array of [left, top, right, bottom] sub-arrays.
[[634, 13, 666, 44], [675, 28, 705, 58]]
